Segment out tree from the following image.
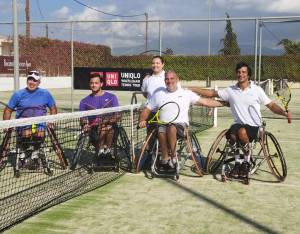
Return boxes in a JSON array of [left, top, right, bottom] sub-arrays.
[[278, 39, 300, 54], [164, 48, 174, 55], [219, 13, 240, 55]]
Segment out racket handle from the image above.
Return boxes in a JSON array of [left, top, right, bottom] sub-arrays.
[[287, 111, 292, 124]]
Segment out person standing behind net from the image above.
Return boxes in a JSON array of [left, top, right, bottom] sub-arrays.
[[3, 71, 57, 160], [141, 55, 166, 100], [79, 73, 119, 158], [189, 62, 291, 178]]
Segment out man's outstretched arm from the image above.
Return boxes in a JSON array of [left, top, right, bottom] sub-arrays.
[[196, 98, 226, 108], [189, 87, 219, 98]]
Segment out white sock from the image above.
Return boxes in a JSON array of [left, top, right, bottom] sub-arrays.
[[235, 155, 242, 164], [244, 152, 251, 162]]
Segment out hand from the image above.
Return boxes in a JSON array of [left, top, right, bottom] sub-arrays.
[[83, 123, 90, 133], [138, 120, 147, 129]]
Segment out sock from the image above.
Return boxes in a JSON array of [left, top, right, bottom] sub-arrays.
[[235, 155, 243, 164], [244, 152, 251, 162]]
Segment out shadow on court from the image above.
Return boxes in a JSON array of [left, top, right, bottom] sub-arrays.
[[165, 179, 280, 234]]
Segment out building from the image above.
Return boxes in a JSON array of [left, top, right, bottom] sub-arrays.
[[0, 36, 13, 56]]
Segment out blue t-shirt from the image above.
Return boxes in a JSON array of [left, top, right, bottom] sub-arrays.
[[8, 88, 56, 119]]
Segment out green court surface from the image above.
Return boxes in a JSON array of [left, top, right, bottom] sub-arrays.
[[3, 86, 300, 234]]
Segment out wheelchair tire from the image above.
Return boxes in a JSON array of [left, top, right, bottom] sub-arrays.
[[136, 129, 156, 173], [206, 129, 228, 173], [47, 126, 68, 169], [190, 132, 205, 172], [263, 131, 287, 181], [70, 133, 89, 170], [0, 129, 12, 172], [185, 131, 203, 176], [117, 127, 132, 172]]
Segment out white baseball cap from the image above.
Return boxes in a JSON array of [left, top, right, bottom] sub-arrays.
[[27, 73, 41, 81]]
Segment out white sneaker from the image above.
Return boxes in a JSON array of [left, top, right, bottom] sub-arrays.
[[31, 150, 39, 159], [168, 159, 175, 169], [19, 152, 26, 159]]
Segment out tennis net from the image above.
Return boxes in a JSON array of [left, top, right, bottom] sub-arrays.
[[0, 103, 213, 231]]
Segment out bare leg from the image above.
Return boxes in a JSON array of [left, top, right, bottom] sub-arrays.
[[166, 125, 177, 159], [158, 132, 169, 161]]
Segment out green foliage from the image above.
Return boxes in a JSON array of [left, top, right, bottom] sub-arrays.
[[219, 13, 241, 55], [165, 48, 174, 55], [278, 39, 300, 55], [18, 36, 300, 82]]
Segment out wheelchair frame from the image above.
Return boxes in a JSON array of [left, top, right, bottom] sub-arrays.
[[136, 126, 204, 180], [14, 133, 53, 178], [70, 124, 131, 172], [205, 125, 287, 184]]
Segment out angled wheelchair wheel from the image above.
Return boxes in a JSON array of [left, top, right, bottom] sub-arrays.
[[206, 129, 228, 174], [136, 129, 157, 173], [263, 131, 287, 181], [70, 132, 89, 170], [185, 131, 203, 176], [0, 129, 12, 172], [47, 126, 68, 169], [249, 140, 266, 175], [117, 127, 132, 172], [190, 132, 206, 172]]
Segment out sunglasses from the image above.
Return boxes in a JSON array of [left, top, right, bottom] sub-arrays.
[[27, 77, 39, 82], [28, 71, 39, 75]]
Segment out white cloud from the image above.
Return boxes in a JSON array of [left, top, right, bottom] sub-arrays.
[[54, 6, 70, 19], [266, 0, 300, 13], [55, 3, 184, 48], [214, 0, 300, 14]]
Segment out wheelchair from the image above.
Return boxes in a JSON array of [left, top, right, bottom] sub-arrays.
[[14, 130, 53, 178], [70, 124, 131, 173], [205, 122, 287, 184], [136, 126, 204, 180]]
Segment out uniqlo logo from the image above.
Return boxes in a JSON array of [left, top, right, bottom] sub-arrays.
[[106, 72, 119, 86]]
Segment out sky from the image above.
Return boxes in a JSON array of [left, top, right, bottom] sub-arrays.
[[0, 0, 299, 55]]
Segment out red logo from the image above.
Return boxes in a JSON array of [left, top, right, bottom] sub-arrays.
[[106, 72, 119, 86]]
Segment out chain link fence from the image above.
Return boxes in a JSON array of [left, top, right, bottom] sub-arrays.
[[0, 17, 299, 106]]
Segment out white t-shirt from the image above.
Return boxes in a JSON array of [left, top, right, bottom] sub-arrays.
[[147, 88, 200, 125], [141, 71, 166, 100], [141, 70, 182, 101], [218, 81, 271, 127]]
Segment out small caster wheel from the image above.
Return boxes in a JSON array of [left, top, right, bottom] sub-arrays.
[[243, 177, 250, 185], [14, 170, 20, 178], [46, 168, 54, 176]]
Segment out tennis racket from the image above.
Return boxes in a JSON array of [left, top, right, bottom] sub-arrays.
[[274, 79, 292, 123], [147, 101, 180, 126]]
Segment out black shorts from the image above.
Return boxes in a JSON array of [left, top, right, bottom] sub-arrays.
[[226, 124, 259, 142]]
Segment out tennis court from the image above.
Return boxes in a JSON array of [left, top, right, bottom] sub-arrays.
[[3, 84, 300, 234]]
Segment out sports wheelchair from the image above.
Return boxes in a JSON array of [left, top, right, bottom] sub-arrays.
[[136, 126, 204, 180], [0, 125, 68, 178], [205, 122, 287, 184], [70, 124, 131, 173]]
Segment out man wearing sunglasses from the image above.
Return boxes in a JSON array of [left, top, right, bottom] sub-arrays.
[[3, 71, 57, 173]]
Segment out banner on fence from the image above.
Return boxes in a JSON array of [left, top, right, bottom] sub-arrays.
[[74, 67, 152, 91]]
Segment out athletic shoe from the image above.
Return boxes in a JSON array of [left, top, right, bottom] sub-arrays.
[[31, 150, 39, 159], [158, 160, 169, 171], [240, 161, 251, 178], [229, 162, 241, 178], [98, 149, 105, 158]]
